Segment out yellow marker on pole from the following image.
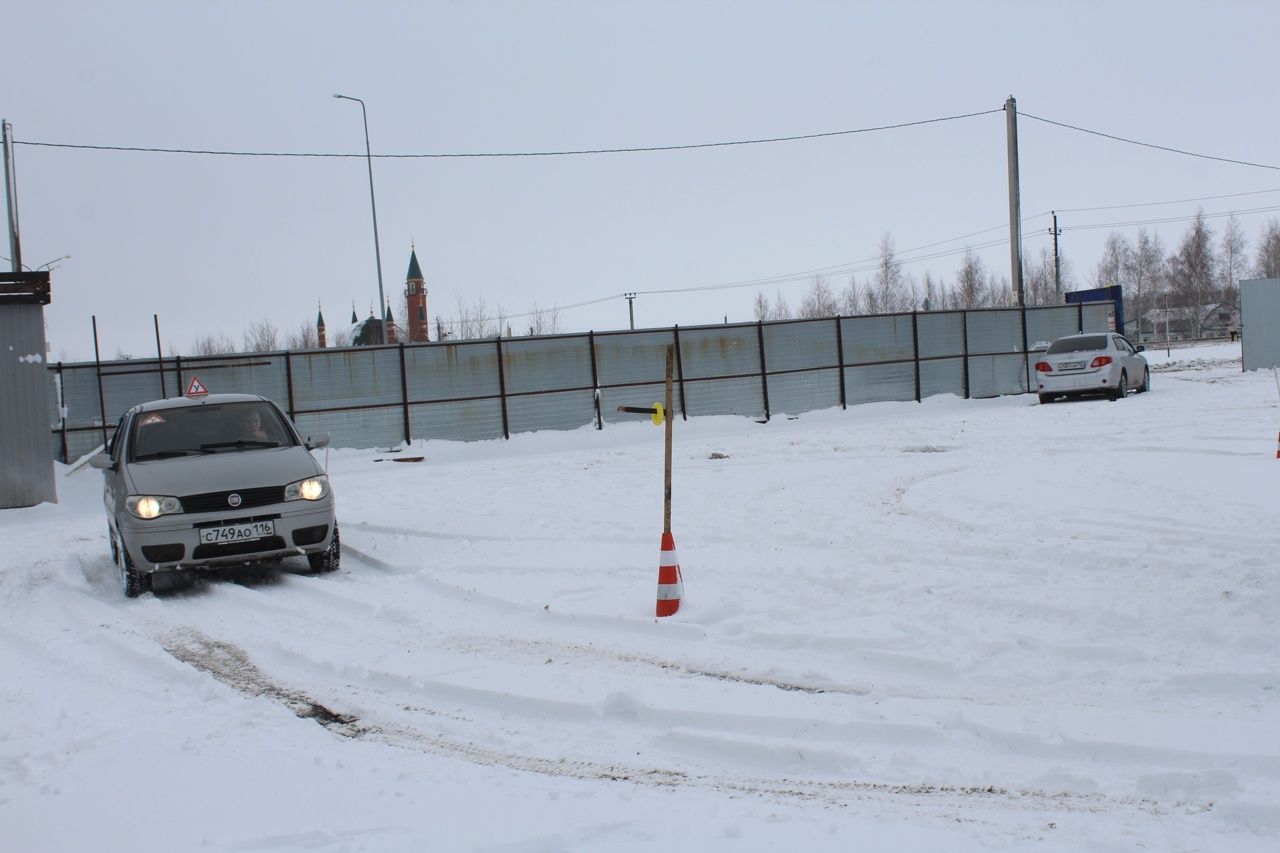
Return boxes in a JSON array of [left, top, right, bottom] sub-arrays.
[[651, 403, 664, 426]]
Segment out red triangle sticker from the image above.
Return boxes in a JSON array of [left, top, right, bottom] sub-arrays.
[[185, 376, 209, 398]]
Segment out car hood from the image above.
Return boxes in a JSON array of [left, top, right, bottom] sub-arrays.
[[124, 446, 324, 496]]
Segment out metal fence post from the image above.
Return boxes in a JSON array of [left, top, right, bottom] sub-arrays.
[[835, 316, 847, 410], [961, 311, 971, 400], [756, 320, 770, 422], [56, 361, 68, 463], [284, 351, 296, 421], [399, 342, 411, 445], [588, 330, 602, 430], [496, 336, 510, 440], [1020, 304, 1031, 393], [911, 312, 922, 402]]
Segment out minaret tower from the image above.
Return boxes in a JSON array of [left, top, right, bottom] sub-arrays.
[[316, 303, 327, 348], [405, 244, 429, 343], [384, 303, 398, 344]]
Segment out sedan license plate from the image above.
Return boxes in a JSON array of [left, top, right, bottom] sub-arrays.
[[199, 520, 276, 544], [1058, 360, 1085, 370]]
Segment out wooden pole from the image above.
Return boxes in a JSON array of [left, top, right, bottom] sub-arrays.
[[663, 344, 674, 534]]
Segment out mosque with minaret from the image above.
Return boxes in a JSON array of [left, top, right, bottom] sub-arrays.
[[315, 246, 430, 347]]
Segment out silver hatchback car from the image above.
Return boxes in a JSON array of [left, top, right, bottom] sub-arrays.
[[1034, 332, 1150, 404], [91, 393, 339, 597]]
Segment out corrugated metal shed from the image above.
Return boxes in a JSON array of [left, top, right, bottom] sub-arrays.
[[1, 277, 57, 507]]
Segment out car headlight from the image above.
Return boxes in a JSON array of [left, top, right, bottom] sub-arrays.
[[285, 475, 330, 502], [126, 495, 183, 519]]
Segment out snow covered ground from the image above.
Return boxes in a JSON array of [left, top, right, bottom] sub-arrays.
[[3, 341, 1277, 852]]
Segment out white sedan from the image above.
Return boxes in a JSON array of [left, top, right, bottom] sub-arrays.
[[1034, 332, 1150, 404]]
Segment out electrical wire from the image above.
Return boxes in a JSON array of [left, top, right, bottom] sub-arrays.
[[14, 108, 1003, 159], [1021, 112, 1280, 172]]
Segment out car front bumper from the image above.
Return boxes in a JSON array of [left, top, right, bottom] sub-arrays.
[[115, 498, 335, 572]]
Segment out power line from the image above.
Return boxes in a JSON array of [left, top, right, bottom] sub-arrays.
[[1049, 186, 1280, 214], [1059, 203, 1280, 233], [1021, 112, 1280, 172], [14, 108, 1003, 159]]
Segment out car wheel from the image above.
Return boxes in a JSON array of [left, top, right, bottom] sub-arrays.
[[307, 522, 341, 574], [1138, 367, 1151, 393], [119, 539, 151, 598], [1110, 371, 1127, 401], [1038, 393, 1054, 404]]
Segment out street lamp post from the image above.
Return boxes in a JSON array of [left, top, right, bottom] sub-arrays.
[[333, 94, 387, 344]]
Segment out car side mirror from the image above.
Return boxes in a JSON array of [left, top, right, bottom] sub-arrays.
[[1135, 345, 1145, 352], [89, 453, 114, 470], [305, 433, 331, 450]]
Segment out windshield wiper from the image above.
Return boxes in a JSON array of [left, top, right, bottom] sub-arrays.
[[199, 440, 281, 451], [133, 449, 200, 461]]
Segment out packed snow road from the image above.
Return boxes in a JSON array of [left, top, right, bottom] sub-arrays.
[[3, 342, 1277, 851]]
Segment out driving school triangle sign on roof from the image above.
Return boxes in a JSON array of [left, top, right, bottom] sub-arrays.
[[185, 376, 209, 398]]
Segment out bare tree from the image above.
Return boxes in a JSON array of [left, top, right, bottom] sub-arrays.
[[1167, 211, 1216, 331], [798, 275, 838, 318], [1023, 247, 1057, 306], [753, 292, 771, 322], [920, 271, 941, 311], [770, 290, 792, 321], [285, 321, 319, 350], [870, 234, 911, 312], [190, 333, 237, 355], [1092, 232, 1131, 289], [954, 250, 989, 309], [839, 275, 862, 315], [526, 304, 562, 336], [1124, 228, 1166, 342], [1254, 219, 1280, 279], [1218, 214, 1247, 305], [243, 319, 280, 352]]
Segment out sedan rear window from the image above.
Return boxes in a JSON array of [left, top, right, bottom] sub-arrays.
[[1047, 335, 1108, 355]]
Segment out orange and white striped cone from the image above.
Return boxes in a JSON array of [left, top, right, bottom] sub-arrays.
[[656, 531, 684, 617]]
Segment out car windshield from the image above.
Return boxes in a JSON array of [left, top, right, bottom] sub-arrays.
[[1046, 335, 1108, 355], [129, 402, 294, 461]]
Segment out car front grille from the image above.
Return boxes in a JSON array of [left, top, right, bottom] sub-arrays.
[[180, 486, 285, 514]]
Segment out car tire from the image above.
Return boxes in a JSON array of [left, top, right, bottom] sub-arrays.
[[1038, 393, 1054, 405], [119, 539, 151, 599], [1110, 371, 1127, 401], [307, 522, 341, 574], [1138, 368, 1151, 393]]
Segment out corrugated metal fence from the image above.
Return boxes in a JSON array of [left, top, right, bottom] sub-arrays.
[[48, 302, 1116, 462]]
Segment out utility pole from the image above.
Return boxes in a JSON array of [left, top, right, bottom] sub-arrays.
[[2, 119, 21, 272], [625, 292, 636, 330], [1004, 96, 1024, 307], [1050, 211, 1062, 295]]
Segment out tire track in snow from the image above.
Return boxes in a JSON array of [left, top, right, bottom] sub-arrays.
[[160, 627, 1212, 819]]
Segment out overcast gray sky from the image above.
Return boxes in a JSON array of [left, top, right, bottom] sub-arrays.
[[6, 0, 1279, 361]]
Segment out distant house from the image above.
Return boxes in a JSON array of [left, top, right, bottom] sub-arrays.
[[1137, 302, 1239, 341], [1200, 303, 1240, 339]]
